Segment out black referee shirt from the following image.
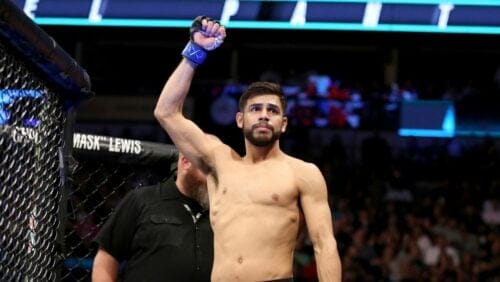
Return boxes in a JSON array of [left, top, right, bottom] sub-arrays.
[[94, 177, 213, 282]]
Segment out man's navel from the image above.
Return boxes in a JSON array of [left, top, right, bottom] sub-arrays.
[[271, 193, 279, 202]]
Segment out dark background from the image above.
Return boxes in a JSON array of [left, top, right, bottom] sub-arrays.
[[38, 16, 500, 282], [45, 25, 500, 96], [39, 25, 500, 149]]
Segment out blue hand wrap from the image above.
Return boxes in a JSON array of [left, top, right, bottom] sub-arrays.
[[181, 41, 207, 66]]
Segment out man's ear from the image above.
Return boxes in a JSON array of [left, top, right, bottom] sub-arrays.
[[179, 154, 191, 169], [281, 116, 288, 133], [236, 112, 243, 128]]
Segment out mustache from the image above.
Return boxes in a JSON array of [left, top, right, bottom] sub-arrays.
[[252, 122, 273, 130]]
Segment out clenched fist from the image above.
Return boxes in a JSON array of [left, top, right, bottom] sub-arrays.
[[182, 16, 227, 65], [190, 16, 226, 51]]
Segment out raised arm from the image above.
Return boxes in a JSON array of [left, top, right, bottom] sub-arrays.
[[154, 16, 226, 172], [299, 163, 342, 282]]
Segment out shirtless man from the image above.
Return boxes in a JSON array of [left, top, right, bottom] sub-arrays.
[[154, 16, 341, 282]]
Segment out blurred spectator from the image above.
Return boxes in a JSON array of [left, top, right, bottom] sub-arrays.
[[481, 199, 500, 226], [423, 234, 460, 268]]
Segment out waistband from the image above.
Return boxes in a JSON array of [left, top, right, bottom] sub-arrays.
[[262, 278, 293, 282]]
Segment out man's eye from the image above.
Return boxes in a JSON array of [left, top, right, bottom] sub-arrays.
[[268, 107, 279, 114]]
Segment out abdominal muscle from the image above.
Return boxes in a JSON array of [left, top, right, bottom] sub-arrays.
[[208, 154, 303, 281], [210, 201, 300, 282]]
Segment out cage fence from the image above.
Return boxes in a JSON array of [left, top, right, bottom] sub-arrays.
[[0, 41, 64, 282], [0, 1, 91, 280], [61, 133, 178, 281]]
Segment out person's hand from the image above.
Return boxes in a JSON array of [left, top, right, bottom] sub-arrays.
[[182, 16, 226, 65], [190, 16, 226, 51]]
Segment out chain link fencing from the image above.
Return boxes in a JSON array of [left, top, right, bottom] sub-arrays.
[[61, 133, 178, 281], [0, 1, 91, 280]]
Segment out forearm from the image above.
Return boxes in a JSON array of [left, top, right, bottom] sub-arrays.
[[92, 266, 118, 282], [155, 16, 225, 125], [315, 242, 342, 282], [154, 58, 197, 122]]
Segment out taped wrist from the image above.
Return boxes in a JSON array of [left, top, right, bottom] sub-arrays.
[[181, 41, 207, 66]]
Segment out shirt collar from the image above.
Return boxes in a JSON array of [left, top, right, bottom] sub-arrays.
[[158, 176, 181, 200], [158, 176, 206, 212]]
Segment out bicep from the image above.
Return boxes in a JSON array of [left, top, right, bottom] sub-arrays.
[[158, 113, 221, 171], [298, 165, 334, 244], [96, 192, 139, 259], [92, 248, 119, 282]]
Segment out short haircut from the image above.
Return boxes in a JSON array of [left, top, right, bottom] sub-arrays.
[[238, 81, 287, 113]]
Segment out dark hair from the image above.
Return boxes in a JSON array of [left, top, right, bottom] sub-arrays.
[[238, 81, 287, 113]]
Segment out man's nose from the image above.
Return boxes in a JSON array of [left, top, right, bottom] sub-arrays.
[[258, 110, 269, 120]]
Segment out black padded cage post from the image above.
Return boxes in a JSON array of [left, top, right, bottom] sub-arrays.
[[0, 0, 92, 281], [63, 133, 178, 281]]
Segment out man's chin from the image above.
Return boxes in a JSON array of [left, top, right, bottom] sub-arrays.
[[249, 136, 274, 147], [244, 129, 280, 147]]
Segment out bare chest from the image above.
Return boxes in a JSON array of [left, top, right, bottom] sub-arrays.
[[212, 162, 298, 207]]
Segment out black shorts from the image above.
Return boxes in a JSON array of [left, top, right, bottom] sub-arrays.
[[263, 278, 293, 282]]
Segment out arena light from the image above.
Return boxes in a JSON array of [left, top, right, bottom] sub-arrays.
[[398, 100, 455, 138], [0, 89, 43, 125], [13, 0, 500, 35]]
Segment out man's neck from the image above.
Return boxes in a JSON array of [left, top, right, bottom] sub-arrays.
[[243, 141, 281, 163], [175, 178, 191, 198]]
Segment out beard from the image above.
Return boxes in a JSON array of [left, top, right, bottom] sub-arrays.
[[243, 123, 281, 147], [184, 172, 209, 210], [191, 184, 209, 210]]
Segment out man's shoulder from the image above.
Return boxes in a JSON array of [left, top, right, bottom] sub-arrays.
[[280, 155, 323, 183], [129, 180, 177, 202], [131, 182, 161, 196], [212, 142, 241, 159], [283, 154, 317, 169]]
